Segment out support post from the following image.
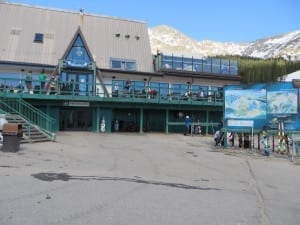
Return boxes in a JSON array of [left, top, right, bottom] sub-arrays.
[[166, 109, 169, 134], [96, 106, 100, 132], [139, 107, 143, 134], [205, 110, 209, 135]]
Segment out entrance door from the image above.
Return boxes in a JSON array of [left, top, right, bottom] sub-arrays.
[[60, 108, 92, 131], [78, 75, 87, 95], [60, 72, 94, 96]]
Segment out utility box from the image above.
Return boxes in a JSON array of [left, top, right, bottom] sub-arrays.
[[2, 123, 23, 152]]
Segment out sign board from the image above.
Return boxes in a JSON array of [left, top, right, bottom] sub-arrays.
[[224, 82, 300, 131], [227, 119, 253, 127], [63, 101, 90, 107]]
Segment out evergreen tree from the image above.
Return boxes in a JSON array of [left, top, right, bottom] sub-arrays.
[[218, 55, 300, 84]]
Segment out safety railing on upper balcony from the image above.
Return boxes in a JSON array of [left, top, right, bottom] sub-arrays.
[[154, 53, 239, 75], [0, 77, 224, 104]]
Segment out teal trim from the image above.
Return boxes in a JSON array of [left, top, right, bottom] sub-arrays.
[[96, 106, 100, 132], [139, 108, 143, 133], [167, 121, 219, 134], [0, 76, 225, 134], [206, 110, 209, 134], [166, 109, 169, 134], [0, 77, 224, 106], [49, 107, 60, 131]]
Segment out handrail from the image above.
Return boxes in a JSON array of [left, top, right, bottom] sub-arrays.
[[0, 77, 224, 104], [0, 98, 56, 140]]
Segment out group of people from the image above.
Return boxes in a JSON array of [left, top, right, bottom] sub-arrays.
[[24, 69, 58, 94]]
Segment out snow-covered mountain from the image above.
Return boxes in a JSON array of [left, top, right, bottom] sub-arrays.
[[149, 25, 300, 60]]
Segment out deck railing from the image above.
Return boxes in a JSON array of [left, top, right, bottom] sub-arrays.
[[0, 77, 224, 104]]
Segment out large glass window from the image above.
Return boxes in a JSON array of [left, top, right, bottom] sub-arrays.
[[66, 35, 91, 68], [110, 58, 136, 71], [111, 61, 122, 69], [229, 61, 238, 75], [157, 54, 238, 76], [193, 59, 203, 72], [161, 55, 173, 69], [183, 57, 193, 71], [157, 82, 169, 97], [125, 61, 136, 71], [172, 56, 183, 70], [60, 72, 93, 96], [212, 58, 221, 74]]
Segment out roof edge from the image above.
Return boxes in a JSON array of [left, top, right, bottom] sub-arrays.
[[1, 2, 147, 25]]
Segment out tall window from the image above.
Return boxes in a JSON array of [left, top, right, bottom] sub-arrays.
[[66, 35, 91, 67]]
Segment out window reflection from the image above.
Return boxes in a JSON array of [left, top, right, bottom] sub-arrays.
[[158, 54, 238, 75], [66, 35, 91, 68]]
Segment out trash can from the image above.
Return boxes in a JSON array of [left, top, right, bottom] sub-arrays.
[[2, 123, 23, 152], [0, 114, 8, 149]]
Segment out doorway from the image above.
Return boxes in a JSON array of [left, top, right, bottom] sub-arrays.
[[60, 72, 94, 96], [60, 108, 92, 131]]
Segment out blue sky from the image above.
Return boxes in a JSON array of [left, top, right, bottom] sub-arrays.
[[10, 0, 300, 42]]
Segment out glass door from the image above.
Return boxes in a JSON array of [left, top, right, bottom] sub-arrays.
[[60, 72, 93, 96], [78, 74, 87, 96], [60, 108, 92, 131]]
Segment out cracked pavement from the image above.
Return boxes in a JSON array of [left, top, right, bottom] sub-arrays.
[[0, 132, 299, 225]]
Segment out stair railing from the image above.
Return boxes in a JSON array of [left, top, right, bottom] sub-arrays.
[[0, 98, 56, 141]]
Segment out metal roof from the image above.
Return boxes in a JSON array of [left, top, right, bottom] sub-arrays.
[[0, 3, 154, 72]]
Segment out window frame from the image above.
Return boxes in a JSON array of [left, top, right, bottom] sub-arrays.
[[34, 33, 44, 43], [110, 58, 137, 71]]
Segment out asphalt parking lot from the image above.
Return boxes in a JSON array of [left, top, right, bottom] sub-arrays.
[[0, 132, 300, 225]]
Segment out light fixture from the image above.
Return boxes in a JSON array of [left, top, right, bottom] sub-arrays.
[[125, 34, 130, 39], [115, 33, 120, 37], [135, 35, 140, 40], [178, 112, 184, 118]]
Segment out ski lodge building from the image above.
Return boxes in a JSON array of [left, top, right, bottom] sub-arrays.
[[0, 2, 240, 141]]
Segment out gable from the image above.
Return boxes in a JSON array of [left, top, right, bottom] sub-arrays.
[[0, 3, 154, 72], [62, 28, 93, 68]]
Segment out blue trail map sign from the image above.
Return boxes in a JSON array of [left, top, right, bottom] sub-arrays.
[[224, 82, 299, 131]]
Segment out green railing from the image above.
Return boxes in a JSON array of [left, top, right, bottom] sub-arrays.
[[0, 77, 224, 105], [0, 98, 56, 139]]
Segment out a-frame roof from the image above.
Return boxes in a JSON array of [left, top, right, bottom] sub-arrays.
[[0, 3, 153, 72], [62, 27, 94, 62]]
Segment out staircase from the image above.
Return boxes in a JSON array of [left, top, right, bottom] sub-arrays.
[[0, 98, 56, 143], [5, 114, 52, 143]]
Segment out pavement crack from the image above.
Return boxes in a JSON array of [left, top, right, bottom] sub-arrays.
[[246, 159, 272, 225]]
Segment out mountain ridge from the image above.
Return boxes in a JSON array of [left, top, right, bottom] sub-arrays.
[[148, 25, 300, 60]]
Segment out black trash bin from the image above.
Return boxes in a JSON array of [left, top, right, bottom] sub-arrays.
[[2, 123, 22, 152]]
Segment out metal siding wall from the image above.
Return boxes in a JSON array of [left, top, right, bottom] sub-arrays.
[[82, 15, 153, 72], [0, 3, 154, 72]]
